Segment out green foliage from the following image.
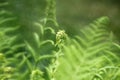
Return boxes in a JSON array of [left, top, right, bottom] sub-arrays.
[[55, 17, 120, 80], [0, 0, 120, 80], [0, 0, 61, 80]]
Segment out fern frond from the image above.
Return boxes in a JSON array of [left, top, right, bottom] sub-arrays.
[[55, 17, 120, 80], [0, 0, 60, 80]]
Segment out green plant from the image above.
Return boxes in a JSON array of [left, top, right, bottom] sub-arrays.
[[0, 0, 63, 80], [55, 17, 120, 80], [0, 0, 120, 80]]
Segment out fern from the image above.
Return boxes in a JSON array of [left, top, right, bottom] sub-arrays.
[[0, 0, 61, 80], [55, 17, 120, 80], [0, 0, 120, 80]]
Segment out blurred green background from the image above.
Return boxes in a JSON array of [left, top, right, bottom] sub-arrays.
[[56, 0, 120, 40], [0, 0, 119, 39]]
